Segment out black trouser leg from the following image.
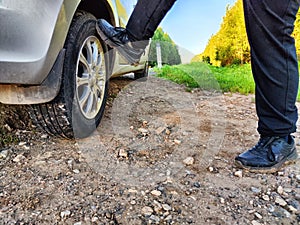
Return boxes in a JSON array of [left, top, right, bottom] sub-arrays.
[[126, 0, 177, 40], [243, 0, 299, 136]]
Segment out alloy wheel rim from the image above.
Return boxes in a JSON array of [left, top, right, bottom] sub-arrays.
[[76, 36, 106, 119]]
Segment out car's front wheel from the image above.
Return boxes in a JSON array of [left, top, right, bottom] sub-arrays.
[[30, 11, 109, 139]]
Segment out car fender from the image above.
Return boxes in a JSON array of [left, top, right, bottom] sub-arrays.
[[0, 0, 80, 84]]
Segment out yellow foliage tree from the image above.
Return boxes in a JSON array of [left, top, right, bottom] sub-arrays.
[[194, 0, 300, 66]]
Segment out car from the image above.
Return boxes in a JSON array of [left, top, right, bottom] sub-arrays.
[[0, 0, 149, 139]]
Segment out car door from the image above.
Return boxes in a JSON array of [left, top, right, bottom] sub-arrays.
[[109, 0, 149, 76]]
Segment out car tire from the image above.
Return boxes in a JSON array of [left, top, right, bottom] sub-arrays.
[[134, 61, 149, 81], [30, 11, 109, 139]]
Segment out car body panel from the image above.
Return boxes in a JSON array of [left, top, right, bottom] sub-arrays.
[[0, 0, 149, 104], [0, 0, 80, 84]]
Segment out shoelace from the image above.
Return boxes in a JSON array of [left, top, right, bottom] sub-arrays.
[[249, 136, 278, 154]]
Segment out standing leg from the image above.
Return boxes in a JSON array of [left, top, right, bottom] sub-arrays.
[[235, 0, 299, 172], [244, 0, 299, 137]]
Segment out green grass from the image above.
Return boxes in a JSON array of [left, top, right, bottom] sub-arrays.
[[155, 62, 254, 94], [155, 62, 300, 101]]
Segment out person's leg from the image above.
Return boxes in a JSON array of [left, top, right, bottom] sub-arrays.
[[126, 0, 177, 40], [235, 0, 299, 172], [244, 0, 299, 137], [96, 0, 176, 64]]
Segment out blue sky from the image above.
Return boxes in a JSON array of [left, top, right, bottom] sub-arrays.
[[160, 0, 237, 55]]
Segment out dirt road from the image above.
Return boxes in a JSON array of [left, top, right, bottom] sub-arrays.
[[0, 76, 299, 224]]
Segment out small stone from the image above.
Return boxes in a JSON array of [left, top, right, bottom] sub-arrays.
[[277, 186, 284, 195], [41, 134, 48, 139], [73, 222, 82, 225], [220, 197, 225, 204], [151, 190, 162, 196], [149, 215, 160, 223], [119, 149, 128, 158], [283, 188, 292, 193], [138, 128, 149, 134], [13, 154, 25, 163], [296, 174, 300, 182], [174, 139, 181, 145], [73, 169, 80, 174], [277, 171, 285, 176], [23, 145, 30, 150], [165, 129, 171, 135], [272, 207, 291, 218], [0, 149, 9, 159], [60, 210, 71, 218], [130, 200, 136, 205], [193, 182, 201, 188], [208, 167, 214, 172], [268, 205, 275, 213], [248, 209, 256, 214], [183, 157, 194, 165], [251, 220, 262, 225], [250, 187, 261, 194], [182, 131, 189, 136], [254, 212, 263, 219], [141, 206, 153, 216], [18, 142, 27, 146], [142, 121, 148, 127], [162, 204, 172, 211], [4, 124, 12, 132], [289, 199, 300, 210], [275, 196, 287, 207], [234, 170, 243, 178], [164, 215, 172, 221], [153, 200, 162, 212], [262, 195, 270, 201], [156, 127, 165, 135], [288, 205, 298, 213], [92, 217, 98, 222], [128, 189, 138, 193]]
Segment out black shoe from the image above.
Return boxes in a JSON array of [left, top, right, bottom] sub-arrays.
[[96, 19, 148, 65], [235, 136, 298, 173]]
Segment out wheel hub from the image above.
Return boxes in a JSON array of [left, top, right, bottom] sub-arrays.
[[76, 36, 106, 119]]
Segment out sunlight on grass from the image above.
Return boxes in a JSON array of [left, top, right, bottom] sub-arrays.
[[155, 62, 300, 101], [154, 62, 255, 95]]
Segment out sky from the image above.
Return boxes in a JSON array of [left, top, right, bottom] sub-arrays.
[[160, 0, 237, 56]]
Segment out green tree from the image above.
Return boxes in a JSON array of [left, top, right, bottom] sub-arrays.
[[148, 28, 181, 66]]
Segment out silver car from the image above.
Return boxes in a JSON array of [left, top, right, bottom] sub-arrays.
[[0, 0, 149, 138]]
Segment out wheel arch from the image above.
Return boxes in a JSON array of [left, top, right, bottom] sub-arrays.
[[77, 0, 116, 25], [0, 0, 116, 105]]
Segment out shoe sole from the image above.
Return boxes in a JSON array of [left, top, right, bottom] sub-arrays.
[[234, 148, 299, 174]]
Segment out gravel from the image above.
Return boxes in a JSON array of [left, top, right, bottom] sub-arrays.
[[0, 76, 299, 224]]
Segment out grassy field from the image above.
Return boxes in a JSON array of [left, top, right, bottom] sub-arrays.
[[154, 62, 300, 101]]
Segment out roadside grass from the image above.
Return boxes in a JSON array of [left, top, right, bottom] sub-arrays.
[[154, 62, 300, 101], [154, 62, 254, 94]]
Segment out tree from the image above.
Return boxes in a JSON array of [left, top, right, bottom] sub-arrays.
[[148, 28, 181, 67], [194, 0, 248, 66], [194, 0, 300, 66]]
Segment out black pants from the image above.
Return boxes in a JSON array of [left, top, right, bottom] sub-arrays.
[[126, 0, 176, 40], [244, 0, 299, 136], [127, 0, 299, 136]]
